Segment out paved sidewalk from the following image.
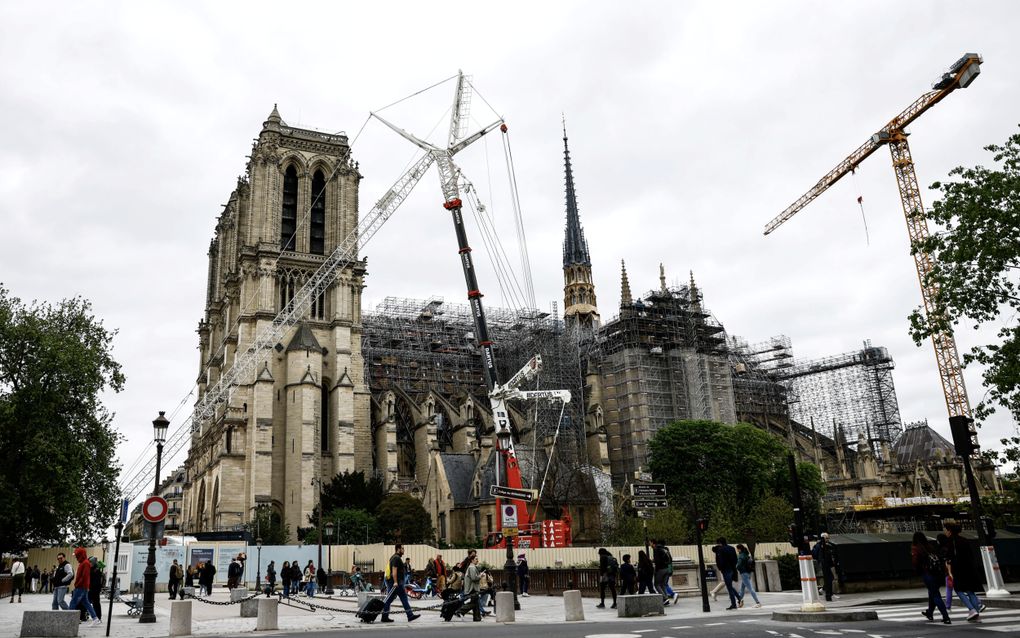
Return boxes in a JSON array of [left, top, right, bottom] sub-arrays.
[[0, 587, 1016, 637]]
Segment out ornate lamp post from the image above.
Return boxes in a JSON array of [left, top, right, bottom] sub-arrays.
[[323, 522, 334, 591], [140, 411, 169, 623], [255, 537, 263, 594]]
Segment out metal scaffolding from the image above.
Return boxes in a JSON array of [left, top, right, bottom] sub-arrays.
[[778, 340, 903, 445]]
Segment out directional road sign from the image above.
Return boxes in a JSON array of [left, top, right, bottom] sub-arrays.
[[142, 495, 169, 523], [490, 485, 537, 502], [636, 510, 655, 519], [633, 497, 668, 510], [631, 483, 667, 497]]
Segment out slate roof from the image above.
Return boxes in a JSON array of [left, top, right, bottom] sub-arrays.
[[286, 323, 322, 353], [440, 454, 477, 507], [892, 424, 957, 466]]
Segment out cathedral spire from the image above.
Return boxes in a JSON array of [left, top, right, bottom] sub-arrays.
[[620, 260, 632, 307], [562, 118, 590, 267], [689, 270, 702, 311]]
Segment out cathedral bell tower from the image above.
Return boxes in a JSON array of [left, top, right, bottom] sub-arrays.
[[561, 120, 600, 331]]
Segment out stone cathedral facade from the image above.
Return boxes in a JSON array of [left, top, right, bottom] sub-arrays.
[[181, 107, 372, 537]]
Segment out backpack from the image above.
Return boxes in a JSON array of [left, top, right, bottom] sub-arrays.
[[746, 554, 756, 571], [926, 547, 946, 577], [663, 547, 674, 575], [606, 556, 619, 575]]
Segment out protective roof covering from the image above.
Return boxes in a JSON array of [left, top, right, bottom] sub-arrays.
[[892, 424, 957, 466]]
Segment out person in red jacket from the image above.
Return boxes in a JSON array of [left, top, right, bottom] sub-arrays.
[[68, 548, 100, 625]]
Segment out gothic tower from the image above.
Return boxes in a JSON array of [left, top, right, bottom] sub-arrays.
[[183, 106, 371, 540], [561, 121, 600, 332]]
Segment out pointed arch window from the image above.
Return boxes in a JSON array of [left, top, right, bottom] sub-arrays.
[[281, 165, 298, 251], [310, 170, 326, 255]]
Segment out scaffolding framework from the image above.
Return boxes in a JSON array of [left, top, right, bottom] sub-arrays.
[[779, 341, 903, 445]]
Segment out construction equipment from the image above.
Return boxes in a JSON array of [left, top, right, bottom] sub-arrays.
[[763, 52, 982, 454], [374, 75, 574, 549]]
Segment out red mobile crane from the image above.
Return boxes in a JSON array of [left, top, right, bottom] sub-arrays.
[[372, 73, 574, 550]]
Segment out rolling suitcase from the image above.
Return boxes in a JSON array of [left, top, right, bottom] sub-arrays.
[[357, 597, 385, 623]]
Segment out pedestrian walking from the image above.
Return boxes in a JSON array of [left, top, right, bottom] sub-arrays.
[[636, 550, 654, 594], [51, 553, 73, 609], [69, 548, 100, 625], [168, 559, 183, 599], [304, 560, 317, 597], [458, 554, 485, 619], [199, 561, 216, 596], [714, 537, 741, 610], [380, 544, 420, 623], [811, 533, 841, 601], [30, 566, 40, 593], [619, 554, 636, 595], [41, 568, 50, 594], [280, 561, 291, 598], [944, 522, 984, 622], [912, 531, 951, 625], [80, 557, 103, 621], [9, 557, 25, 603], [517, 553, 530, 597], [735, 544, 761, 608], [227, 555, 242, 590], [317, 564, 328, 592], [595, 547, 619, 609], [265, 561, 276, 596]]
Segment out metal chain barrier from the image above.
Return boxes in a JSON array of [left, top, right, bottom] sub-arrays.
[[180, 591, 261, 605]]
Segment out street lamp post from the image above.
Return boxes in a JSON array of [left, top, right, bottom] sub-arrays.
[[140, 411, 169, 624], [324, 522, 334, 592], [255, 537, 263, 595]]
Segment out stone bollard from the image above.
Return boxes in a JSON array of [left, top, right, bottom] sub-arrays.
[[19, 611, 80, 638], [256, 598, 279, 631], [563, 589, 584, 621], [798, 555, 825, 612], [169, 600, 192, 638], [230, 588, 250, 602], [240, 597, 259, 618], [495, 592, 515, 622]]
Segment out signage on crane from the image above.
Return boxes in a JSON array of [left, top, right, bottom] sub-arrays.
[[631, 483, 667, 497], [142, 496, 169, 523], [490, 485, 537, 502], [633, 498, 668, 510]]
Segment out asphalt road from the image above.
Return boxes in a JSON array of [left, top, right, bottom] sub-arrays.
[[271, 610, 1001, 638]]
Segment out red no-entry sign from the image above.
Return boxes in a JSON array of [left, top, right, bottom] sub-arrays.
[[142, 496, 169, 523]]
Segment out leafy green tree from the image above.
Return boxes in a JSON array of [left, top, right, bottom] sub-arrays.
[[647, 419, 825, 542], [909, 127, 1020, 467], [376, 493, 433, 544], [312, 470, 385, 522], [0, 286, 124, 552], [245, 506, 290, 545], [304, 508, 379, 545]]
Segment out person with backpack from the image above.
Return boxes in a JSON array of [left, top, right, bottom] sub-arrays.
[[912, 531, 951, 625], [636, 550, 655, 594], [227, 555, 243, 590], [265, 561, 277, 597], [595, 547, 619, 609], [944, 521, 984, 622], [811, 533, 840, 602], [735, 544, 761, 608], [168, 559, 183, 599]]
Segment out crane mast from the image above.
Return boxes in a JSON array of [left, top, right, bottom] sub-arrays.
[[763, 53, 982, 454]]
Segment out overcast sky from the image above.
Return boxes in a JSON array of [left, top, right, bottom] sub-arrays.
[[2, 1, 1018, 501]]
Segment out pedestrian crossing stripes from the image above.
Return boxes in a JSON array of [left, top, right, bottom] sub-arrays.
[[863, 602, 1020, 632]]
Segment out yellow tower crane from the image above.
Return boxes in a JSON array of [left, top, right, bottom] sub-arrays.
[[763, 52, 982, 454]]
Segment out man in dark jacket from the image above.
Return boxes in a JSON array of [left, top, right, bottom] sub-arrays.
[[516, 553, 530, 597], [168, 559, 183, 600], [380, 544, 419, 623], [265, 561, 277, 597], [811, 533, 840, 602], [652, 540, 672, 604], [227, 556, 243, 590], [619, 554, 636, 595], [50, 553, 73, 610], [715, 537, 741, 610], [944, 522, 984, 621]]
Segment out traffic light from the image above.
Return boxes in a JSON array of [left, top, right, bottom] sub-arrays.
[[980, 516, 997, 541], [696, 518, 709, 532], [949, 415, 977, 457]]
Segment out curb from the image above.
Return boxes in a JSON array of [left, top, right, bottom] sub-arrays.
[[772, 610, 879, 623]]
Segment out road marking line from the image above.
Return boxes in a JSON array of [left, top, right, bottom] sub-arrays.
[[704, 622, 726, 626], [671, 627, 692, 630]]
